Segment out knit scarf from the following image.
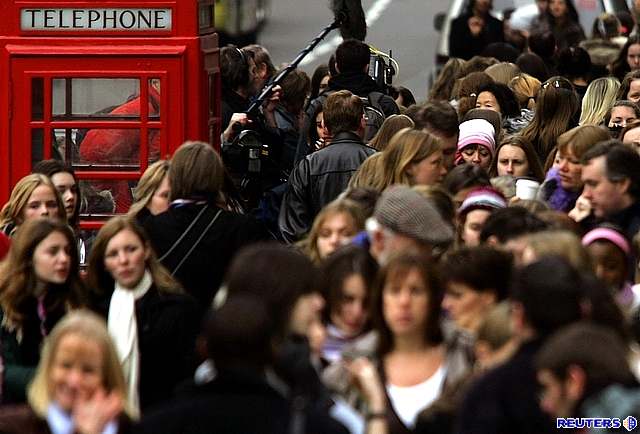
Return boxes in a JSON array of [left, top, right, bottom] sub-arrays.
[[107, 270, 152, 417]]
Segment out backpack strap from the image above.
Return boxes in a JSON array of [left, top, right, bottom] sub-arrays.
[[158, 205, 223, 276], [158, 204, 209, 262], [367, 91, 386, 113], [171, 208, 223, 276]]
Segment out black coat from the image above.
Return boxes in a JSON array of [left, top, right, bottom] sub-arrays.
[[449, 13, 504, 60], [456, 339, 554, 434], [0, 291, 68, 404], [144, 203, 271, 308], [602, 200, 640, 243], [136, 369, 291, 434], [95, 286, 200, 412], [279, 132, 376, 242], [221, 88, 250, 132]]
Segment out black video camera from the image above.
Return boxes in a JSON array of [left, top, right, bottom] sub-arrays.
[[368, 50, 396, 91]]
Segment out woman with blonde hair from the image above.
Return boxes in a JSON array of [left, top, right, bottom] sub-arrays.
[[298, 198, 366, 264], [485, 62, 520, 85], [0, 219, 85, 404], [349, 153, 386, 191], [379, 128, 446, 190], [0, 173, 65, 237], [369, 114, 415, 151], [0, 310, 135, 433], [579, 77, 621, 125], [509, 73, 540, 111], [127, 160, 170, 225], [86, 217, 199, 414]]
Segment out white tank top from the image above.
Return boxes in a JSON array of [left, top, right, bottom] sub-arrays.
[[386, 363, 447, 428]]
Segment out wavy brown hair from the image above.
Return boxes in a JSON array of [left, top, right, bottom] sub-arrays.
[[616, 69, 640, 101], [455, 72, 494, 120], [0, 219, 85, 332]]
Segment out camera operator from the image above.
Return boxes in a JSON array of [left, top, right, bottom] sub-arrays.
[[241, 69, 311, 238], [221, 45, 260, 131], [220, 45, 286, 213]]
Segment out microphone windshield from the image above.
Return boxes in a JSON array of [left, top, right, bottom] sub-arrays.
[[330, 0, 367, 41]]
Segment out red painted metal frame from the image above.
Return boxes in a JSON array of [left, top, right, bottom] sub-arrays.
[[0, 0, 221, 214]]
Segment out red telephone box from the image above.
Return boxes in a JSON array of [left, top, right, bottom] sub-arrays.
[[0, 0, 220, 230]]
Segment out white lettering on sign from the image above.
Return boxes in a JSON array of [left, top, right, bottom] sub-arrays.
[[21, 8, 172, 31]]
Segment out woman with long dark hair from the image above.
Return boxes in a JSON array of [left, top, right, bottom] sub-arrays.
[[519, 76, 579, 162], [610, 35, 640, 81], [540, 0, 585, 50], [0, 219, 85, 403]]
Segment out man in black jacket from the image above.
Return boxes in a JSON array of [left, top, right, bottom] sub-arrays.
[[279, 90, 376, 243]]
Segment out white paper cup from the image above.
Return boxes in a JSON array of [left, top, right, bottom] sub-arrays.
[[515, 179, 540, 200]]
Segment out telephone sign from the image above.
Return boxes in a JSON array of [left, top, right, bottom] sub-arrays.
[[21, 8, 173, 31]]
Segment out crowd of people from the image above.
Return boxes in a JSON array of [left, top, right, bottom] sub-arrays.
[[1, 0, 640, 432]]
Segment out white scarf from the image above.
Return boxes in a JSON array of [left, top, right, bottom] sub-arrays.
[[107, 270, 152, 417]]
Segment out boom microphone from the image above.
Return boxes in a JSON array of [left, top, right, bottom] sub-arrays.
[[245, 0, 367, 116], [330, 0, 367, 41]]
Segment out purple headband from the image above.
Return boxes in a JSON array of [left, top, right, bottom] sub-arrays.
[[582, 228, 631, 255]]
